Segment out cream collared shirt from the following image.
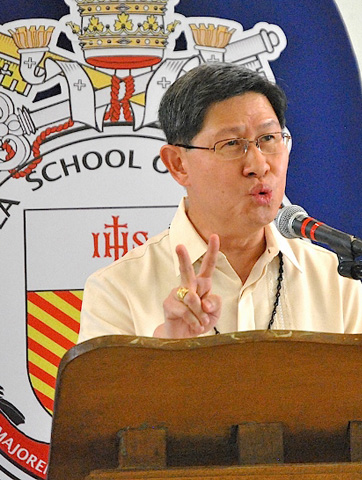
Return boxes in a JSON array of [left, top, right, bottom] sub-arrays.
[[78, 199, 362, 342]]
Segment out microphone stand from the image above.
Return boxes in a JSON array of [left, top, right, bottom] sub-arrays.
[[337, 237, 362, 280]]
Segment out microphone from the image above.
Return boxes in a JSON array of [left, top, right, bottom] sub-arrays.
[[275, 205, 362, 258]]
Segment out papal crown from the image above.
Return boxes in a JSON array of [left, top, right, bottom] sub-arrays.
[[68, 0, 179, 69]]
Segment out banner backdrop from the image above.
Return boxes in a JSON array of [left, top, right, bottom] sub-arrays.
[[0, 1, 361, 479]]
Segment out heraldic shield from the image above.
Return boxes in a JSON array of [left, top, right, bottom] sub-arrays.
[[26, 289, 82, 414]]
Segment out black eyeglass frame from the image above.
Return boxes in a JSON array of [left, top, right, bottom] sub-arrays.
[[174, 131, 291, 157]]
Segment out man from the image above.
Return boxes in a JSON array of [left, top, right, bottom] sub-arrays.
[[78, 63, 362, 342]]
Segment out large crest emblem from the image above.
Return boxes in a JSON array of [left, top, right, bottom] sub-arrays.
[[0, 1, 287, 479]]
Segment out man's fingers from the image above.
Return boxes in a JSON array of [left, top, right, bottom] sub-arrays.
[[164, 289, 208, 332], [176, 234, 219, 290], [167, 235, 220, 337], [173, 288, 210, 328], [198, 234, 220, 278], [201, 294, 222, 316], [182, 309, 206, 335], [176, 244, 196, 289], [182, 290, 210, 327]]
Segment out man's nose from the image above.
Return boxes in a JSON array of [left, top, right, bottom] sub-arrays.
[[241, 143, 271, 178]]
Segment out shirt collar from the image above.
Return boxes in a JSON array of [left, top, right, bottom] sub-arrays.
[[169, 198, 208, 276], [169, 197, 303, 276], [266, 222, 303, 273]]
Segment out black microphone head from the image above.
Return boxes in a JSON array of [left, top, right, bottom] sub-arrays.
[[275, 204, 308, 238]]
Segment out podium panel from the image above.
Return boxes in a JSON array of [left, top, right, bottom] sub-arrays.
[[47, 331, 362, 480]]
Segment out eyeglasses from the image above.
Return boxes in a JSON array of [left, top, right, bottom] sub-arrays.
[[174, 132, 291, 161]]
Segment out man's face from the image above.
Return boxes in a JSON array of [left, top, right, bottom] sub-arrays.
[[180, 92, 289, 237]]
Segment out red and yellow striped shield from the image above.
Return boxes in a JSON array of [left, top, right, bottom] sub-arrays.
[[26, 290, 83, 414]]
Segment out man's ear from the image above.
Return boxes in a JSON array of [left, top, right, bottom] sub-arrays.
[[159, 144, 190, 186]]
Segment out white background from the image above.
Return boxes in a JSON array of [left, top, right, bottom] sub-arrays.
[[334, 0, 362, 80]]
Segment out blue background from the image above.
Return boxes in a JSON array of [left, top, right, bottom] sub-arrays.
[[1, 0, 361, 239]]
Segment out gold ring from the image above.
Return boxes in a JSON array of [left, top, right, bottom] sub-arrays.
[[177, 287, 189, 301]]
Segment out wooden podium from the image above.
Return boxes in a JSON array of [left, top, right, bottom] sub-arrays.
[[47, 331, 362, 480]]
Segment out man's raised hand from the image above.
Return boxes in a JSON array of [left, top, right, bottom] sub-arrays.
[[154, 234, 222, 338]]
